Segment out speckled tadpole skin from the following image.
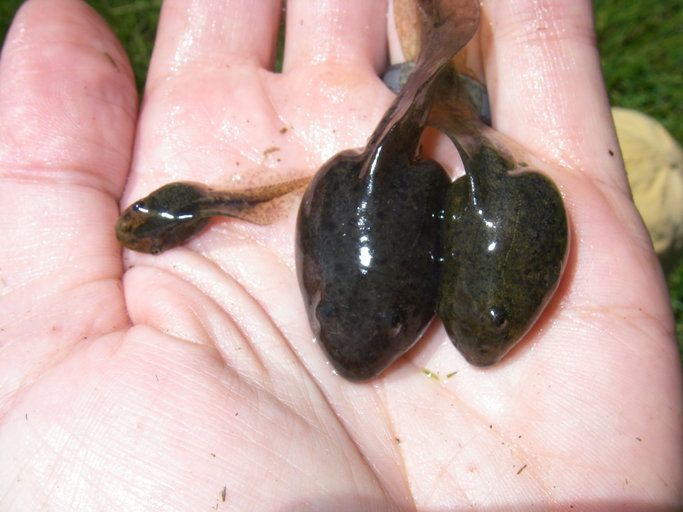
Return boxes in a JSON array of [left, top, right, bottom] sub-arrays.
[[296, 0, 480, 380], [437, 144, 569, 366], [297, 148, 449, 381], [116, 178, 308, 254]]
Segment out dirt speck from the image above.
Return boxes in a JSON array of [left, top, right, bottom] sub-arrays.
[[421, 368, 439, 381]]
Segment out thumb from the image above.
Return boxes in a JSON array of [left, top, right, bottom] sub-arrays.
[[0, 0, 136, 403]]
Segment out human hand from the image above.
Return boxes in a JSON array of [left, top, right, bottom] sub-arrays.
[[0, 0, 680, 510]]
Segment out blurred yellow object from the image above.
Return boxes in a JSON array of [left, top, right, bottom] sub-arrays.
[[613, 107, 683, 272]]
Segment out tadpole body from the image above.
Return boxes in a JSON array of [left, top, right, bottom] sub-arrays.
[[116, 178, 308, 254], [296, 147, 449, 381], [437, 143, 569, 366], [424, 62, 570, 366]]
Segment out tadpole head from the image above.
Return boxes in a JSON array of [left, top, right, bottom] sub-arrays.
[[438, 288, 522, 367], [115, 182, 210, 254]]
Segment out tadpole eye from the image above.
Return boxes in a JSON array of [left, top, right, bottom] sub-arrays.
[[388, 310, 404, 338], [488, 306, 508, 332]]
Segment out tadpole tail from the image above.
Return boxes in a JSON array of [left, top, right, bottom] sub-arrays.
[[363, 0, 481, 175], [414, 0, 480, 79], [427, 66, 541, 176], [201, 177, 311, 225]]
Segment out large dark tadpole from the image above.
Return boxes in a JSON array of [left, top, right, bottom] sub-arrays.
[[297, 148, 449, 381]]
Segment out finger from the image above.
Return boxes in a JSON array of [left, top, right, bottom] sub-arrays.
[[147, 0, 282, 86], [479, 1, 670, 367], [0, 0, 136, 195], [481, 0, 627, 192], [0, 0, 135, 392], [283, 0, 388, 73]]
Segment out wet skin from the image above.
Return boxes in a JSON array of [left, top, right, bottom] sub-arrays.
[[437, 144, 568, 366], [295, 0, 480, 380], [296, 146, 448, 381], [426, 66, 569, 366], [116, 178, 308, 254]]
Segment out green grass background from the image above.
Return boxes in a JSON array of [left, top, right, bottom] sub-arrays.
[[1, 0, 682, 355]]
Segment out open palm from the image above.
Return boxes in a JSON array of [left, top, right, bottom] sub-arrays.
[[1, 0, 680, 510]]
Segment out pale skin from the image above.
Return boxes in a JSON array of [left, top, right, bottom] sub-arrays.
[[0, 0, 681, 509]]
